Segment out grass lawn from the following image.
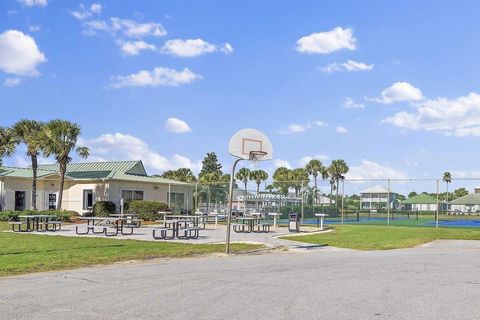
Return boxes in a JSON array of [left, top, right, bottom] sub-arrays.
[[281, 225, 480, 250], [0, 222, 262, 277]]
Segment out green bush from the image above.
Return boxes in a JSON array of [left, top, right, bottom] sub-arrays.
[[0, 210, 78, 222], [92, 201, 116, 217], [127, 200, 169, 221]]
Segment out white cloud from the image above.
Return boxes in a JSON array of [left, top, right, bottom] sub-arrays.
[[84, 18, 166, 38], [110, 67, 201, 88], [164, 118, 192, 133], [314, 120, 328, 127], [29, 25, 41, 32], [117, 40, 156, 56], [18, 0, 47, 7], [79, 133, 201, 172], [273, 159, 292, 169], [296, 27, 356, 54], [279, 123, 307, 134], [383, 92, 480, 137], [321, 60, 373, 73], [343, 97, 365, 109], [346, 160, 408, 181], [71, 3, 102, 21], [369, 81, 424, 104], [0, 30, 46, 76], [90, 3, 102, 14], [279, 121, 328, 134], [3, 77, 22, 87], [451, 170, 480, 179], [299, 154, 329, 167], [161, 39, 233, 57], [336, 126, 349, 134]]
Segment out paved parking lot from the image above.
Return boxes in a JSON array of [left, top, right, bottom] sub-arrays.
[[2, 240, 480, 319]]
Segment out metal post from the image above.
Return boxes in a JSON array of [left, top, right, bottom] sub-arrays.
[[195, 183, 198, 212], [168, 183, 171, 210], [436, 179, 439, 228], [387, 179, 391, 226], [301, 180, 304, 224], [226, 158, 242, 254], [341, 180, 345, 224]]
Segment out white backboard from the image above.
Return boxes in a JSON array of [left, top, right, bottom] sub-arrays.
[[228, 128, 273, 160]]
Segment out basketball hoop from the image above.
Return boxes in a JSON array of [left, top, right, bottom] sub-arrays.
[[225, 129, 273, 255], [249, 150, 268, 161]]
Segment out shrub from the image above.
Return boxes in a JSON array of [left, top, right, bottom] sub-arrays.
[[92, 201, 116, 217], [127, 200, 169, 221], [0, 210, 78, 222]]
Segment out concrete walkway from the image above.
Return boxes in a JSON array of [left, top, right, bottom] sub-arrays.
[[2, 240, 480, 319], [22, 223, 327, 248]]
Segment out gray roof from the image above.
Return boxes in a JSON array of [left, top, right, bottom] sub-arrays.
[[451, 194, 480, 205], [360, 185, 391, 194]]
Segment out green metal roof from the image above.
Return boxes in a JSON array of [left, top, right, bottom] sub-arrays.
[[0, 161, 191, 186], [0, 166, 60, 179], [451, 193, 480, 205], [37, 160, 146, 176], [400, 193, 437, 204], [65, 171, 114, 179]]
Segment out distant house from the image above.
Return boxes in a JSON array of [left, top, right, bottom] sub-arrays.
[[360, 185, 398, 210], [399, 193, 439, 212], [450, 191, 480, 213], [0, 161, 194, 214]]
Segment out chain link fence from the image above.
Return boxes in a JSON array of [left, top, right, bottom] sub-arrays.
[[191, 178, 480, 228]]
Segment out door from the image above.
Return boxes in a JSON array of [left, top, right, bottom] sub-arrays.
[[83, 189, 93, 210], [48, 194, 57, 210], [15, 191, 26, 211]]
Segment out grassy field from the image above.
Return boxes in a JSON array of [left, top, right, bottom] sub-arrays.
[[281, 225, 480, 250], [0, 222, 261, 277]]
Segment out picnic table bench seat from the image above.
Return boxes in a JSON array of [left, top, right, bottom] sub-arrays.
[[44, 220, 62, 231], [232, 223, 250, 233], [255, 223, 271, 233], [9, 221, 28, 232]]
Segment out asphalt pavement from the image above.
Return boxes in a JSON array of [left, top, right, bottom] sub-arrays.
[[1, 240, 480, 320]]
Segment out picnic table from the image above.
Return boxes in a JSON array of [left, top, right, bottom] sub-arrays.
[[11, 215, 60, 232], [110, 213, 142, 228], [76, 217, 137, 237], [153, 216, 201, 240], [233, 216, 271, 233]]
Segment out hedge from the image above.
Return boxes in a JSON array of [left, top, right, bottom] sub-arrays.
[[127, 200, 169, 221], [92, 201, 116, 217], [0, 210, 79, 222]]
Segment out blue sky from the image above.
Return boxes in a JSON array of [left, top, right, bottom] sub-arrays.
[[2, 0, 480, 193]]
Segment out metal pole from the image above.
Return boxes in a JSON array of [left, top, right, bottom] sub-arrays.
[[195, 183, 198, 212], [168, 183, 171, 210], [341, 179, 345, 224], [387, 179, 391, 226], [301, 180, 304, 224], [226, 158, 242, 254], [436, 179, 439, 228]]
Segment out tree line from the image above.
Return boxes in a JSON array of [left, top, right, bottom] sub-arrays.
[[0, 119, 89, 210]]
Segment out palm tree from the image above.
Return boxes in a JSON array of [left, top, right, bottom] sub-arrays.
[[305, 159, 324, 204], [273, 167, 291, 196], [0, 127, 17, 166], [249, 170, 269, 193], [41, 120, 89, 210], [328, 160, 349, 207], [13, 120, 44, 210], [443, 171, 452, 212], [291, 168, 309, 196], [235, 167, 251, 204]]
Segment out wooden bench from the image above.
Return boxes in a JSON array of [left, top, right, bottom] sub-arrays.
[[9, 221, 29, 232]]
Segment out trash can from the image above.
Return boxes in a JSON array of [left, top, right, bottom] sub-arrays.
[[289, 213, 300, 232]]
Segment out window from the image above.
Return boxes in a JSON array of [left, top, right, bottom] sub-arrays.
[[168, 192, 185, 210], [83, 189, 93, 210], [122, 189, 144, 203]]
